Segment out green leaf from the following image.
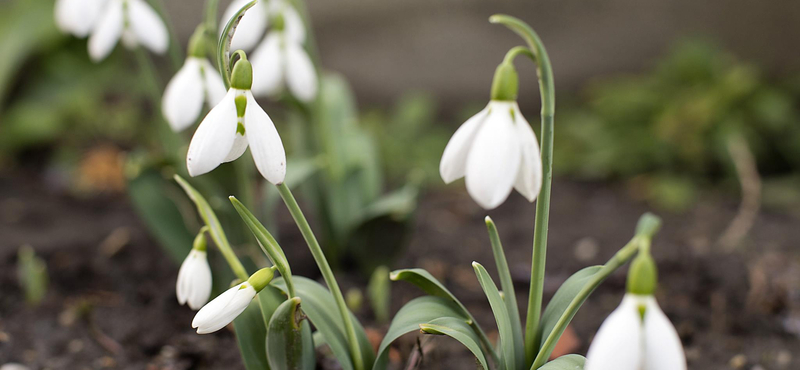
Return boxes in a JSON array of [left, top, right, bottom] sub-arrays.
[[473, 262, 518, 370], [127, 169, 194, 263], [535, 266, 602, 351], [367, 266, 391, 323], [233, 299, 271, 370], [389, 268, 497, 362], [485, 218, 524, 368], [538, 355, 585, 370], [419, 317, 489, 370], [266, 297, 315, 370], [271, 277, 374, 370], [373, 296, 467, 370]]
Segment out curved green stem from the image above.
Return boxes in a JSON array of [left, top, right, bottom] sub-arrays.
[[276, 183, 364, 370], [217, 0, 257, 89], [530, 237, 644, 369], [503, 46, 535, 65], [490, 14, 556, 366]]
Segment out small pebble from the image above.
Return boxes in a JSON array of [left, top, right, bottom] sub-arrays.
[[67, 339, 84, 354], [0, 331, 10, 343], [573, 237, 599, 262], [0, 364, 30, 370], [730, 354, 748, 369], [750, 365, 765, 370], [776, 350, 792, 367]]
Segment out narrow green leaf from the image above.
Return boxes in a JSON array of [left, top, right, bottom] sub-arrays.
[[271, 277, 374, 370], [367, 266, 391, 323], [485, 217, 525, 367], [233, 299, 270, 370], [373, 296, 466, 370], [389, 268, 498, 363], [230, 196, 295, 297], [535, 266, 602, 351], [538, 355, 585, 370], [473, 262, 517, 370], [266, 297, 315, 370], [420, 317, 489, 370]]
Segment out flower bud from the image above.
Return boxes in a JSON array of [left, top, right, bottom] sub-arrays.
[[490, 62, 519, 101], [626, 248, 658, 295], [230, 57, 253, 90], [188, 26, 208, 58], [248, 266, 277, 292]]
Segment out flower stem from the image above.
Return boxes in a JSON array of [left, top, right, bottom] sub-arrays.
[[276, 183, 364, 370], [489, 14, 556, 366]]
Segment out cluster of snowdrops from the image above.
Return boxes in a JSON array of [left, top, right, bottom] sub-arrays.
[[54, 0, 687, 369]]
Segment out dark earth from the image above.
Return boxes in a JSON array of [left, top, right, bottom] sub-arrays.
[[1, 171, 799, 370]]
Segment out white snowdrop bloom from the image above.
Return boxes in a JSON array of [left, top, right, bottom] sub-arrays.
[[162, 55, 226, 131], [54, 0, 109, 37], [186, 59, 286, 183], [439, 100, 542, 209], [192, 267, 275, 334], [87, 0, 168, 62], [176, 249, 212, 310], [585, 294, 687, 370], [249, 6, 316, 102]]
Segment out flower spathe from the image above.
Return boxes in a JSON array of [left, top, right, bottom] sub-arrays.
[[439, 100, 542, 209], [55, 0, 109, 37], [192, 281, 256, 334], [162, 57, 227, 132], [84, 0, 168, 62], [221, 0, 306, 52], [585, 294, 687, 370], [186, 60, 286, 183], [176, 249, 212, 310]]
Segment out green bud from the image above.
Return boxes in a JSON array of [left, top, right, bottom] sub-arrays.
[[192, 230, 208, 252], [248, 266, 277, 292], [230, 57, 253, 90], [188, 26, 207, 58], [626, 249, 658, 295], [272, 13, 285, 31], [490, 62, 519, 101], [635, 212, 662, 239]]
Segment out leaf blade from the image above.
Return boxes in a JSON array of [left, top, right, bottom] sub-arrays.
[[420, 317, 489, 370]]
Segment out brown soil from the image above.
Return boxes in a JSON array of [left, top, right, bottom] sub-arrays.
[[1, 172, 798, 369]]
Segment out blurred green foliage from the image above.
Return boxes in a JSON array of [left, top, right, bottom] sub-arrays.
[[555, 40, 800, 211], [17, 245, 48, 306]]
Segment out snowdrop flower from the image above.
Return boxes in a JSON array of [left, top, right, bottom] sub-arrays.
[[242, 1, 316, 102], [162, 28, 226, 132], [440, 62, 542, 209], [54, 0, 108, 37], [176, 232, 212, 310], [186, 56, 287, 183], [87, 0, 168, 62], [585, 248, 686, 370], [221, 0, 306, 52], [192, 267, 275, 334]]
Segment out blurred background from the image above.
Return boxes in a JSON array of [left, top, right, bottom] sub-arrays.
[[2, 0, 800, 369]]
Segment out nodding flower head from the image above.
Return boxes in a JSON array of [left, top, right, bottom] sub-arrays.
[[191, 267, 275, 334]]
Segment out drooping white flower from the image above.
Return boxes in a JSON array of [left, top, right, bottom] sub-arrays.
[[192, 267, 275, 334], [439, 100, 542, 209], [186, 58, 286, 183], [176, 249, 212, 310], [162, 57, 227, 132], [87, 0, 168, 62], [54, 0, 109, 37], [585, 294, 687, 370]]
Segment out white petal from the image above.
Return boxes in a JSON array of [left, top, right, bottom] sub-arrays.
[[56, 0, 108, 37], [127, 0, 168, 54], [250, 32, 284, 97], [88, 0, 124, 62], [511, 104, 543, 202], [222, 0, 267, 51], [162, 58, 205, 132], [643, 298, 687, 370], [224, 133, 249, 162], [585, 294, 644, 370], [285, 41, 317, 102], [244, 92, 286, 184], [176, 250, 212, 310], [192, 283, 241, 328], [439, 106, 489, 184], [282, 6, 307, 43], [465, 102, 521, 209], [194, 284, 256, 334], [186, 90, 239, 177], [199, 59, 227, 108]]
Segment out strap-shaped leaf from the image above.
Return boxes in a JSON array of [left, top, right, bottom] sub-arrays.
[[372, 296, 466, 370], [233, 299, 271, 370], [420, 317, 489, 370], [538, 355, 585, 370], [535, 266, 602, 350], [473, 262, 518, 370], [271, 277, 374, 370], [389, 268, 498, 363], [266, 297, 315, 370]]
